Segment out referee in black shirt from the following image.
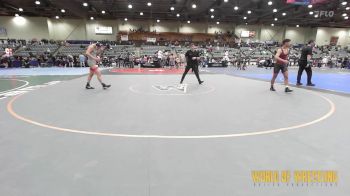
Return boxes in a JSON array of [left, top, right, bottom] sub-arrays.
[[297, 40, 315, 86], [180, 43, 204, 84]]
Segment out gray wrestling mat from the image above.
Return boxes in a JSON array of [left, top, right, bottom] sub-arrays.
[[0, 73, 349, 196]]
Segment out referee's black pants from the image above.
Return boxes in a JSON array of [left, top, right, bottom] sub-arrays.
[[297, 60, 313, 84], [180, 64, 201, 84]]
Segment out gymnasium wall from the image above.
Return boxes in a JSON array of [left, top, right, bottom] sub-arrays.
[[47, 19, 86, 40], [118, 20, 150, 33], [208, 23, 234, 34], [235, 25, 261, 37], [1, 16, 350, 46], [285, 27, 317, 44], [0, 16, 49, 39], [85, 20, 118, 40], [150, 21, 179, 33], [315, 27, 350, 46], [260, 26, 285, 42], [179, 23, 207, 33]]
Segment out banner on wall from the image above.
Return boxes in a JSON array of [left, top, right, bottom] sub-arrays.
[[95, 26, 113, 34], [121, 35, 129, 41], [0, 27, 7, 36], [241, 31, 250, 38], [241, 31, 256, 38], [146, 37, 157, 43], [286, 0, 328, 5]]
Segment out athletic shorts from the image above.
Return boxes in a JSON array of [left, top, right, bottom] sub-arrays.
[[87, 59, 97, 67], [273, 64, 288, 74]]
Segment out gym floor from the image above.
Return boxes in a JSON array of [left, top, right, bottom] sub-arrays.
[[0, 67, 349, 196]]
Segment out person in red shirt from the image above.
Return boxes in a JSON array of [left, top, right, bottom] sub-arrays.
[[270, 39, 293, 93]]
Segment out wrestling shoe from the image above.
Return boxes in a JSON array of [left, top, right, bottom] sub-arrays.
[[86, 84, 94, 89], [270, 86, 276, 91], [285, 87, 293, 93], [102, 83, 111, 89]]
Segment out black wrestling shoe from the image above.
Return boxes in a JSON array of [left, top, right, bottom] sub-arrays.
[[285, 87, 293, 93], [102, 83, 111, 89], [306, 83, 315, 86], [270, 86, 276, 91], [199, 81, 204, 85], [296, 82, 303, 86], [86, 84, 94, 89]]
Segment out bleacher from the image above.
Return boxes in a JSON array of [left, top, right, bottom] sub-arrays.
[[140, 45, 171, 56], [57, 44, 88, 56], [15, 44, 59, 57], [104, 45, 137, 57], [174, 46, 189, 54]]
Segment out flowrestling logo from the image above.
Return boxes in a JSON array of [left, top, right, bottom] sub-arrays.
[[152, 84, 188, 93], [0, 81, 61, 100]]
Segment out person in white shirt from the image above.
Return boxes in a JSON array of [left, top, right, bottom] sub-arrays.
[[79, 54, 86, 67]]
